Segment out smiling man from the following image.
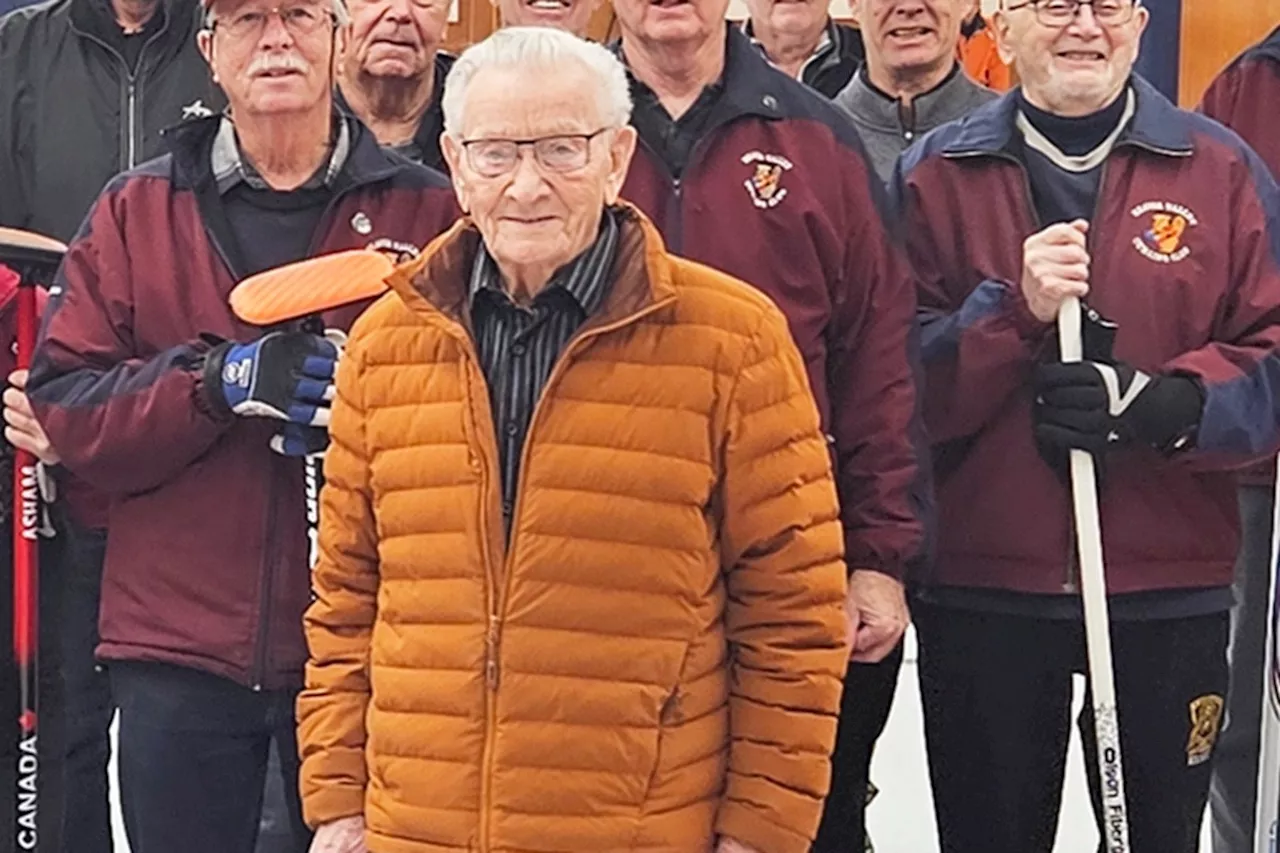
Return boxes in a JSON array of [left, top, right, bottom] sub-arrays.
[[742, 0, 864, 97], [492, 0, 600, 36], [894, 1, 1280, 851], [337, 0, 454, 170], [298, 27, 851, 853], [614, 3, 930, 853], [834, 0, 995, 181], [25, 0, 458, 848]]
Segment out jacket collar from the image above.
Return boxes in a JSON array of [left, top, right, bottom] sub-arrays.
[[387, 202, 677, 337], [1252, 24, 1280, 65], [68, 0, 201, 64], [163, 110, 403, 194], [742, 16, 838, 80], [617, 27, 790, 125], [841, 64, 977, 133], [941, 74, 1193, 159]]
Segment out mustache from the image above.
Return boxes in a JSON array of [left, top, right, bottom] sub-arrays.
[[246, 53, 311, 75]]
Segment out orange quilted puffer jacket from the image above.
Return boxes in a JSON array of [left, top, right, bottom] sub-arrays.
[[297, 206, 851, 853]]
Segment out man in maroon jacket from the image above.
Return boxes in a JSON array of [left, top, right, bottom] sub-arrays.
[[23, 0, 457, 848], [895, 3, 1280, 851], [1199, 24, 1280, 853], [612, 1, 929, 849]]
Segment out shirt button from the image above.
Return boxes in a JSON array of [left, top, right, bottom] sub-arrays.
[[502, 500, 513, 516], [904, 131, 915, 141], [512, 343, 526, 357], [505, 420, 519, 436]]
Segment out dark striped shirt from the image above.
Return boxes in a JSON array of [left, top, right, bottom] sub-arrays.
[[470, 208, 619, 533]]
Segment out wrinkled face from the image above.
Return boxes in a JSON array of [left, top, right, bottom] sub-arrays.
[[200, 0, 340, 116], [442, 63, 637, 284], [342, 0, 448, 81], [995, 0, 1147, 115], [744, 0, 829, 39], [611, 0, 729, 47], [494, 0, 602, 36], [858, 0, 970, 78]]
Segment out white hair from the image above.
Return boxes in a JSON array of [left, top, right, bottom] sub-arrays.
[[204, 0, 349, 32], [442, 27, 633, 138]]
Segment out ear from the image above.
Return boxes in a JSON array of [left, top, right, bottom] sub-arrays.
[[1132, 3, 1149, 39], [334, 21, 349, 59], [441, 134, 471, 213], [991, 8, 1014, 65], [197, 29, 218, 81], [602, 125, 637, 205]]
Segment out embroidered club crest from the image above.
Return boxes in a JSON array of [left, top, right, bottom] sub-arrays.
[[1186, 693, 1224, 767], [741, 151, 793, 209], [1130, 200, 1198, 263]]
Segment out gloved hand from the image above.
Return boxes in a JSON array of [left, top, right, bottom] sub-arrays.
[[203, 331, 339, 426], [1033, 361, 1204, 456], [270, 423, 330, 457]]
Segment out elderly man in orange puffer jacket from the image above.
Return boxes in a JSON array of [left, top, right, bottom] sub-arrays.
[[298, 26, 855, 853]]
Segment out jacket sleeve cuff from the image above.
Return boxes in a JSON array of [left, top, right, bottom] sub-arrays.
[[1003, 282, 1051, 341], [302, 785, 366, 830], [845, 536, 906, 582], [715, 802, 813, 853]]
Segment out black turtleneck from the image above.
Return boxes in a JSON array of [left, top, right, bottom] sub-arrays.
[[1017, 87, 1130, 156], [1012, 86, 1132, 225]]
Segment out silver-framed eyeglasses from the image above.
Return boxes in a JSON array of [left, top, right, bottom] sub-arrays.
[[1005, 0, 1139, 26], [460, 129, 611, 178], [209, 4, 336, 40]]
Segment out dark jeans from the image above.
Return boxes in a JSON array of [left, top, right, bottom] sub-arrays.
[[917, 603, 1229, 853], [811, 641, 904, 853], [110, 661, 311, 853], [51, 514, 113, 853], [1211, 484, 1274, 853]]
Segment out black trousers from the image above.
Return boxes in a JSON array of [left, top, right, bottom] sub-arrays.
[[111, 661, 311, 853], [812, 641, 904, 853], [916, 603, 1229, 853], [1210, 484, 1273, 853]]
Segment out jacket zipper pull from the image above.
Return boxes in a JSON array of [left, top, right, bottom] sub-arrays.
[[485, 614, 500, 691]]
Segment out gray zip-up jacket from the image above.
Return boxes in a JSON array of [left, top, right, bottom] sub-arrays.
[[834, 64, 997, 183], [0, 0, 223, 241]]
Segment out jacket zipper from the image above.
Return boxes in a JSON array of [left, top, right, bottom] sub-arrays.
[[76, 28, 166, 171], [461, 297, 675, 853], [251, 461, 281, 690]]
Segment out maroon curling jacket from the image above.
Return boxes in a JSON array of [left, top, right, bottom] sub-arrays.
[[621, 30, 929, 581], [895, 76, 1280, 597], [27, 116, 459, 689], [1200, 24, 1280, 488]]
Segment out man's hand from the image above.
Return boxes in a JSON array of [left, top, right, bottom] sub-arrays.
[[845, 569, 909, 664], [1033, 361, 1204, 456], [3, 370, 60, 464], [1021, 220, 1091, 323], [203, 331, 340, 426], [309, 815, 368, 853], [715, 837, 764, 853]]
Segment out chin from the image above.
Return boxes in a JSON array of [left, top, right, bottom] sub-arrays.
[[245, 93, 319, 115]]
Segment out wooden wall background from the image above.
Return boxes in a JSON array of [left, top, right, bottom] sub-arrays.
[[1179, 0, 1279, 106], [442, 0, 1280, 108]]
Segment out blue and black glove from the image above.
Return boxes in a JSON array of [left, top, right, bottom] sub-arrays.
[[202, 331, 339, 426], [1033, 361, 1204, 456]]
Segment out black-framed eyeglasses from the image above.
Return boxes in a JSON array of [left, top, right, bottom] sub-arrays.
[[460, 129, 611, 178], [1005, 0, 1139, 27], [209, 4, 337, 40]]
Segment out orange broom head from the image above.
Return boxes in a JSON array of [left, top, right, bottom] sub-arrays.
[[0, 227, 68, 270], [229, 249, 395, 326]]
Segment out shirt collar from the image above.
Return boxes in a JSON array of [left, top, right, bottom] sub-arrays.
[[469, 207, 620, 315], [212, 113, 351, 195]]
